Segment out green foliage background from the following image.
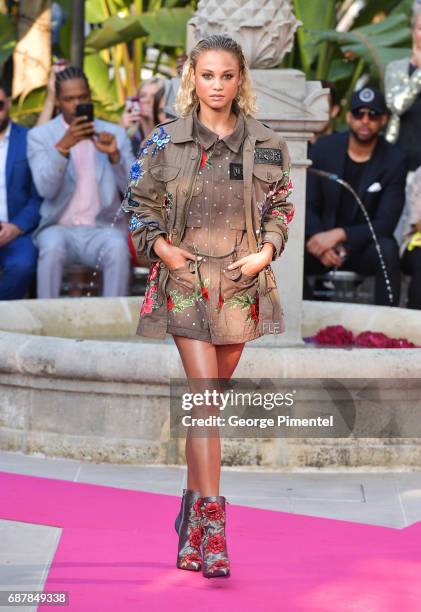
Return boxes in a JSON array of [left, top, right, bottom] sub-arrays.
[[0, 0, 415, 124]]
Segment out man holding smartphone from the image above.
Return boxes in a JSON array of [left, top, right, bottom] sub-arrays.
[[28, 66, 133, 298]]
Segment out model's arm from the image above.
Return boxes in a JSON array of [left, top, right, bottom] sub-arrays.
[[385, 60, 421, 116], [120, 133, 168, 262], [260, 138, 295, 261]]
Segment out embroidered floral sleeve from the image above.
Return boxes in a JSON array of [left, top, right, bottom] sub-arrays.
[[121, 126, 171, 261], [258, 139, 295, 260]]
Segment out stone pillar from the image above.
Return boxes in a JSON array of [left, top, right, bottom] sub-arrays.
[[249, 69, 329, 346]]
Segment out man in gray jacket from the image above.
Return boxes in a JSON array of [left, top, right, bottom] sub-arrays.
[[28, 66, 133, 298]]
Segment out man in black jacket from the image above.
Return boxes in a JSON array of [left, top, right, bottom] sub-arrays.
[[304, 87, 408, 306]]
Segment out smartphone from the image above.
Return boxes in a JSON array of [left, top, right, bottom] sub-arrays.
[[76, 103, 94, 123], [125, 96, 141, 114]]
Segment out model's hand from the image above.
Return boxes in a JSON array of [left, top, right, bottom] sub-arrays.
[[0, 222, 22, 247], [306, 228, 346, 258], [227, 248, 272, 277], [56, 116, 95, 152], [153, 238, 196, 270], [120, 108, 142, 129], [319, 248, 343, 268]]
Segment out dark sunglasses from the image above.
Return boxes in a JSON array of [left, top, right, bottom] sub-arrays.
[[0, 100, 7, 110], [351, 108, 382, 120]]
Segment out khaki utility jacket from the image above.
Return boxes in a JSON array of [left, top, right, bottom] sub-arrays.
[[121, 110, 294, 339]]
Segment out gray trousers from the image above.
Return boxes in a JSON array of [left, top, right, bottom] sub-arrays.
[[36, 225, 130, 298]]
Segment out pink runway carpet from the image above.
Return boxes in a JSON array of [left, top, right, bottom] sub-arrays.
[[1, 471, 421, 611]]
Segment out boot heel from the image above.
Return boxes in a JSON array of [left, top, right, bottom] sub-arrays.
[[176, 490, 203, 571]]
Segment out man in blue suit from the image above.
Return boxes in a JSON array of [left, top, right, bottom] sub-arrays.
[[0, 81, 41, 300]]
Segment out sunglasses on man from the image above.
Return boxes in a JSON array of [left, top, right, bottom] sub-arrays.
[[351, 108, 383, 120], [0, 100, 8, 110]]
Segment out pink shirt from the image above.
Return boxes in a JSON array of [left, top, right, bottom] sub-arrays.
[[58, 117, 101, 227]]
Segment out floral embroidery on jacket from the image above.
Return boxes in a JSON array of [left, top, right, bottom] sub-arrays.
[[223, 293, 259, 322], [129, 214, 160, 234], [167, 278, 210, 313], [200, 144, 214, 169], [140, 262, 160, 316], [129, 158, 145, 187], [143, 126, 171, 157]]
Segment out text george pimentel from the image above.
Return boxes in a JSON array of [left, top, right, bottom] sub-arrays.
[[181, 415, 334, 428]]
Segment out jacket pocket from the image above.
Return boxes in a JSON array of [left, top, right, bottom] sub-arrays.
[[221, 266, 258, 300], [149, 164, 181, 184], [168, 260, 196, 291], [252, 165, 285, 184]]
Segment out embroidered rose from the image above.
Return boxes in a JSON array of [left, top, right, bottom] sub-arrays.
[[140, 289, 155, 315], [193, 498, 202, 518], [167, 295, 175, 311], [210, 559, 229, 571], [250, 300, 259, 321], [181, 552, 201, 566], [217, 294, 224, 310], [201, 286, 209, 301], [203, 502, 224, 521], [200, 147, 208, 169], [189, 526, 203, 548], [206, 534, 226, 554]]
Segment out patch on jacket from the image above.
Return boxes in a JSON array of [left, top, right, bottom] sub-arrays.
[[254, 148, 283, 165], [229, 163, 244, 180]]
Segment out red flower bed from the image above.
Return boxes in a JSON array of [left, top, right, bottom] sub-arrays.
[[304, 325, 418, 348]]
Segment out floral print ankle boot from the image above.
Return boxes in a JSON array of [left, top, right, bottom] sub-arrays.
[[176, 490, 203, 571], [200, 495, 231, 578]]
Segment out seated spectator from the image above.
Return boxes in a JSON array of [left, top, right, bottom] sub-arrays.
[[304, 87, 408, 306], [120, 77, 166, 156], [28, 66, 133, 299], [0, 80, 41, 300], [401, 166, 421, 308]]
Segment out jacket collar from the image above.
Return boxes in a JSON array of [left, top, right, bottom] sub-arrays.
[[171, 104, 272, 145]]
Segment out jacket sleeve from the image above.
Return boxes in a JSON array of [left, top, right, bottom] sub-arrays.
[[385, 60, 421, 116], [260, 138, 295, 261], [120, 129, 168, 262]]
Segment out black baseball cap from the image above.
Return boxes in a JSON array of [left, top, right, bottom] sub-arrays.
[[350, 87, 387, 114]]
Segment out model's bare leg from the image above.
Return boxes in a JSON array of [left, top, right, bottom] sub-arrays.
[[215, 342, 245, 378], [173, 336, 246, 497], [173, 336, 221, 497]]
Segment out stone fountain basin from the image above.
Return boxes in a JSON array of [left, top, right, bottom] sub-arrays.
[[1, 298, 420, 468]]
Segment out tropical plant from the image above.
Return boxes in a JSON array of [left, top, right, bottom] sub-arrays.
[[287, 0, 414, 116]]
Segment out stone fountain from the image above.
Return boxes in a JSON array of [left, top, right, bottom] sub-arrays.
[[1, 0, 421, 469]]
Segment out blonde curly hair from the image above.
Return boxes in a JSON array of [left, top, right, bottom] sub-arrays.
[[175, 35, 258, 117]]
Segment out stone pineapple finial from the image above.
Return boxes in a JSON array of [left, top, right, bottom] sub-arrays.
[[190, 0, 302, 69]]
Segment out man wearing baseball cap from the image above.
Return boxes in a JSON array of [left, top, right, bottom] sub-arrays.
[[304, 86, 408, 306]]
